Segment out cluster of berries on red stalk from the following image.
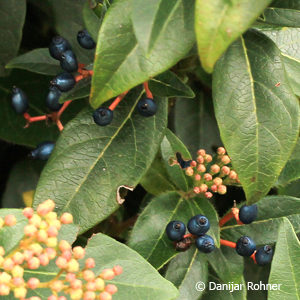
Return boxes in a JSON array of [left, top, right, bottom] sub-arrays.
[[0, 199, 122, 300]]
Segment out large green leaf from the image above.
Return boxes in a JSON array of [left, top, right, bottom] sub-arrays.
[[128, 192, 220, 269], [278, 179, 300, 198], [213, 30, 299, 204], [221, 196, 300, 245], [0, 0, 26, 76], [90, 0, 195, 107], [33, 89, 167, 233], [6, 48, 61, 76], [161, 129, 193, 192], [268, 218, 300, 300], [82, 2, 102, 41], [195, 0, 272, 73], [165, 248, 208, 300], [174, 91, 222, 155], [83, 233, 179, 300]]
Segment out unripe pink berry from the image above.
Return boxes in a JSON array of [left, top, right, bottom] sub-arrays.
[[27, 278, 40, 289], [83, 270, 95, 281], [86, 281, 96, 291], [213, 177, 222, 186], [13, 277, 24, 287], [205, 192, 213, 199], [99, 291, 112, 300], [193, 186, 200, 194], [66, 273, 76, 282], [100, 269, 115, 280], [39, 254, 49, 266], [62, 250, 72, 261], [190, 160, 197, 167], [85, 258, 95, 269], [221, 155, 231, 164], [197, 164, 206, 173], [105, 284, 118, 295], [60, 212, 73, 224], [50, 280, 64, 292], [58, 297, 67, 300], [47, 226, 58, 237], [197, 155, 204, 164], [204, 154, 212, 163], [73, 246, 85, 260], [194, 174, 201, 181], [229, 170, 238, 180], [45, 212, 57, 221], [70, 288, 83, 300], [185, 167, 194, 176], [29, 215, 41, 227], [0, 247, 5, 257], [210, 184, 218, 193], [59, 240, 71, 252], [37, 229, 48, 242], [84, 291, 96, 300], [4, 215, 16, 226], [197, 149, 206, 156], [48, 219, 61, 230], [67, 259, 79, 273], [48, 295, 58, 300], [29, 243, 43, 256], [37, 199, 55, 216], [28, 257, 40, 269], [0, 283, 9, 295], [210, 164, 220, 174], [199, 184, 208, 193], [0, 272, 11, 284], [12, 252, 24, 265], [12, 265, 24, 278], [46, 237, 57, 248], [23, 250, 33, 261], [94, 278, 105, 291], [14, 287, 27, 299], [3, 258, 14, 271], [221, 166, 230, 175], [204, 173, 212, 181], [56, 257, 68, 269], [45, 248, 56, 260], [113, 265, 123, 276], [23, 207, 34, 219], [217, 147, 226, 155], [70, 279, 82, 290], [30, 297, 42, 300], [24, 224, 37, 237], [218, 185, 227, 195]]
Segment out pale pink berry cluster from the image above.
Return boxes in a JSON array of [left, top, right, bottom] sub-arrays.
[[0, 200, 122, 300], [183, 147, 240, 199]]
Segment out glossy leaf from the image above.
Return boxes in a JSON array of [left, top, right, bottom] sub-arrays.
[[213, 30, 299, 204], [161, 129, 193, 191], [268, 218, 300, 300], [174, 91, 222, 155], [33, 89, 167, 233], [128, 192, 220, 269], [83, 233, 179, 300], [149, 71, 195, 98], [0, 0, 26, 76], [195, 0, 272, 73], [90, 0, 195, 107], [165, 248, 208, 300], [6, 48, 61, 76]]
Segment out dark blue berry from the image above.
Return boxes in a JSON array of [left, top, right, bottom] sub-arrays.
[[60, 50, 78, 72], [195, 234, 215, 253], [11, 87, 28, 114], [255, 245, 273, 265], [30, 142, 55, 161], [93, 107, 113, 126], [187, 215, 210, 236], [50, 72, 76, 92], [239, 204, 258, 224], [46, 86, 62, 112], [176, 152, 192, 169], [235, 236, 256, 257], [77, 29, 96, 49], [166, 221, 186, 241], [49, 36, 71, 60], [137, 98, 157, 117]]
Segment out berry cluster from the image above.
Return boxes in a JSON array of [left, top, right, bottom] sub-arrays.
[[176, 147, 240, 199], [0, 200, 122, 300], [166, 215, 216, 254]]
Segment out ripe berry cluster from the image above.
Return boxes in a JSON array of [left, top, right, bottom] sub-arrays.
[[166, 215, 216, 254], [0, 200, 122, 300]]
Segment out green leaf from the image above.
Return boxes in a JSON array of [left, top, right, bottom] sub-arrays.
[[161, 129, 193, 192], [6, 48, 61, 76], [140, 152, 176, 196], [33, 89, 167, 234], [221, 196, 300, 245], [212, 30, 299, 204], [2, 160, 44, 208], [0, 0, 26, 76], [174, 91, 222, 155], [278, 179, 300, 198], [283, 55, 300, 97], [277, 138, 300, 186], [165, 248, 208, 300], [82, 2, 102, 41], [195, 0, 272, 73], [83, 233, 179, 300], [90, 0, 195, 107], [149, 71, 195, 98], [268, 218, 300, 300], [128, 192, 220, 269]]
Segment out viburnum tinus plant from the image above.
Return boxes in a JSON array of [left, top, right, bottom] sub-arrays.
[[1, 0, 300, 299]]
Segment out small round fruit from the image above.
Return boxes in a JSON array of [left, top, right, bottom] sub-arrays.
[[11, 87, 28, 114], [239, 204, 258, 224], [255, 245, 273, 265], [195, 235, 215, 253], [46, 86, 62, 112], [30, 142, 55, 161], [235, 236, 256, 257], [137, 98, 157, 117], [93, 107, 113, 126], [50, 72, 76, 92], [187, 215, 210, 236], [49, 36, 71, 60], [77, 29, 96, 49], [165, 221, 186, 241], [60, 50, 78, 72]]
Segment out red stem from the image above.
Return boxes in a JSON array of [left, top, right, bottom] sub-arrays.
[[250, 251, 257, 264], [109, 91, 129, 111], [57, 100, 72, 119], [143, 81, 153, 99], [183, 233, 196, 239], [219, 211, 234, 227], [56, 120, 64, 131], [220, 239, 236, 248]]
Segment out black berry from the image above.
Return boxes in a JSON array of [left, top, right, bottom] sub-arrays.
[[11, 86, 28, 114], [137, 98, 157, 117], [255, 245, 273, 265], [49, 36, 71, 60], [30, 142, 55, 161], [93, 107, 113, 126], [195, 235, 215, 253], [77, 29, 96, 49], [60, 50, 78, 73], [50, 72, 76, 92], [166, 221, 186, 241], [239, 204, 258, 224], [187, 215, 210, 236], [46, 86, 62, 112], [235, 236, 256, 257]]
